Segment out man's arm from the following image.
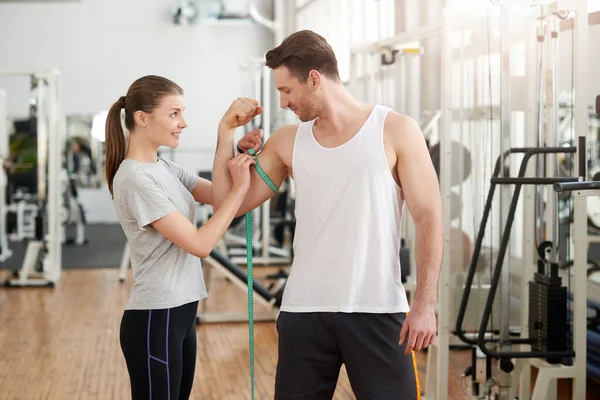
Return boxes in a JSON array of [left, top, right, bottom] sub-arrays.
[[212, 98, 289, 216], [392, 114, 443, 306], [389, 112, 443, 353], [191, 177, 212, 205]]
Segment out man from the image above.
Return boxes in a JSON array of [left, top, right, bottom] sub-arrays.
[[212, 30, 443, 400]]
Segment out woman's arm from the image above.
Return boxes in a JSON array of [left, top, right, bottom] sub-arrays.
[[154, 154, 254, 257], [128, 154, 254, 258], [152, 186, 245, 258]]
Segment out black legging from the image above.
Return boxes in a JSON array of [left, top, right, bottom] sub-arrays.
[[120, 301, 198, 400]]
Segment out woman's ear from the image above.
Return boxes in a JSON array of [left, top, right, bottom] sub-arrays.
[[134, 110, 147, 128]]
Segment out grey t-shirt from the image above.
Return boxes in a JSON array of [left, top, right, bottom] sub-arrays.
[[112, 158, 207, 310]]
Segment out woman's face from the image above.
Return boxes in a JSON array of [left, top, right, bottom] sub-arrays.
[[145, 94, 188, 149]]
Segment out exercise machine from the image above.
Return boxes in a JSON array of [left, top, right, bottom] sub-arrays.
[[2, 69, 63, 287], [349, 0, 592, 398], [3, 167, 86, 246], [451, 2, 590, 399], [58, 166, 87, 245]]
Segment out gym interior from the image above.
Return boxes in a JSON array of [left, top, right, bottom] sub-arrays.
[[1, 0, 600, 399]]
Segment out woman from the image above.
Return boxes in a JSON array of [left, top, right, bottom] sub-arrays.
[[105, 75, 255, 399]]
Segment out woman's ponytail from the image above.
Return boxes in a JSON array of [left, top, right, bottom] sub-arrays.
[[105, 96, 127, 198]]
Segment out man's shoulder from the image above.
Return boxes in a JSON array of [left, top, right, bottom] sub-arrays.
[[381, 110, 424, 156], [273, 124, 299, 136], [382, 108, 416, 126], [270, 124, 299, 145], [261, 124, 299, 167], [383, 110, 421, 136]]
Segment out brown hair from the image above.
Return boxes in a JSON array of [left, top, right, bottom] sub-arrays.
[[265, 30, 340, 83], [105, 75, 183, 197]]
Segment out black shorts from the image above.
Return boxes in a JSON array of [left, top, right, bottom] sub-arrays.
[[275, 311, 421, 400]]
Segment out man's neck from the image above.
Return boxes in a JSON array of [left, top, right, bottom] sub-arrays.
[[316, 86, 371, 135]]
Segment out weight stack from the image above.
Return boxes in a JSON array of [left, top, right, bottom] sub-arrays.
[[528, 271, 568, 364]]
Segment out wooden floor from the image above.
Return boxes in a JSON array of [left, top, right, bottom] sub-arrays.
[[0, 267, 535, 399]]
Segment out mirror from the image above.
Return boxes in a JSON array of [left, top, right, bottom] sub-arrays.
[[65, 114, 104, 189]]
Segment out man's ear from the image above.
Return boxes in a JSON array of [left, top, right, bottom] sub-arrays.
[[308, 70, 322, 89]]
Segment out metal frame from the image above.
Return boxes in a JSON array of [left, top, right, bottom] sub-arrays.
[[517, 9, 540, 396], [58, 168, 86, 246], [432, 7, 452, 398], [1, 69, 62, 287], [511, 3, 588, 400], [449, 2, 588, 399]]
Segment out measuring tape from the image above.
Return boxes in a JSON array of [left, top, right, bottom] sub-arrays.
[[245, 148, 278, 400]]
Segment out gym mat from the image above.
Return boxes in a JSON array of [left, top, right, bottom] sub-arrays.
[[0, 223, 127, 270]]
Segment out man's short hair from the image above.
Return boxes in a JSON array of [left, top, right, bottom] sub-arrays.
[[265, 30, 340, 83]]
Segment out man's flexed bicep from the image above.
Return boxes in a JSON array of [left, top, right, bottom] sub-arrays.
[[234, 140, 288, 216], [212, 134, 287, 216], [234, 124, 297, 215]]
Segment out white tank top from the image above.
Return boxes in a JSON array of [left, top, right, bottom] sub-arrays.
[[281, 105, 410, 313]]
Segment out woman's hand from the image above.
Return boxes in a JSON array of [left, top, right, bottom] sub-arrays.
[[228, 153, 256, 194], [237, 129, 263, 154]]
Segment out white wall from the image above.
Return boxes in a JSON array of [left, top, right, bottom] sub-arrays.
[[0, 0, 275, 174]]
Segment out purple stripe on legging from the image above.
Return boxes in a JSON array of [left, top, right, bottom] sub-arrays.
[[147, 309, 171, 399], [149, 354, 167, 365], [166, 308, 171, 400], [147, 310, 152, 400]]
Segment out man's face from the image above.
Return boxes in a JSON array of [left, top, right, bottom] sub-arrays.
[[274, 66, 321, 122]]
